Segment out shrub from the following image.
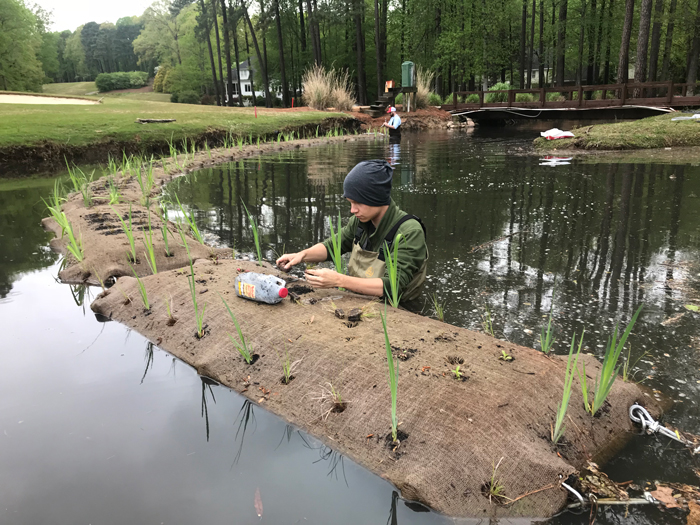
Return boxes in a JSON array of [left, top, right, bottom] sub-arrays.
[[466, 93, 480, 103], [170, 92, 179, 103], [302, 64, 356, 111], [200, 94, 216, 105], [272, 96, 283, 107], [395, 92, 404, 105], [95, 71, 148, 92], [415, 66, 434, 109], [428, 92, 442, 105], [153, 65, 170, 93], [255, 95, 266, 106], [485, 82, 511, 103], [177, 90, 200, 104], [546, 92, 566, 102], [515, 93, 535, 102]]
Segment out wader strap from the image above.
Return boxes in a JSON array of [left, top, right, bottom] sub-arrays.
[[378, 215, 426, 262]]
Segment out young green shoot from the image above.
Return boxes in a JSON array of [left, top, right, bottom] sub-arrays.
[[578, 305, 643, 416], [622, 345, 648, 383], [163, 294, 175, 323], [186, 254, 207, 338], [552, 331, 584, 444], [380, 305, 399, 443], [129, 263, 150, 310], [64, 216, 84, 262], [204, 140, 212, 159], [141, 211, 158, 274], [451, 365, 462, 379], [277, 343, 301, 384], [383, 234, 403, 308], [482, 305, 495, 336], [220, 294, 254, 363], [241, 200, 263, 266], [111, 205, 137, 262], [161, 223, 171, 256], [107, 175, 121, 204], [486, 458, 507, 504], [540, 313, 555, 354], [431, 293, 445, 322], [175, 194, 205, 245], [328, 212, 344, 287], [499, 350, 513, 362]]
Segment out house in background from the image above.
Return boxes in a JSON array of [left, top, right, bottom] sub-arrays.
[[225, 58, 282, 104]]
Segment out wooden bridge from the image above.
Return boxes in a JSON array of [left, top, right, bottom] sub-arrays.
[[444, 81, 700, 122]]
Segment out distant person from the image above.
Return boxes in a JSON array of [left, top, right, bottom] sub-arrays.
[[276, 160, 427, 303], [382, 106, 401, 140]]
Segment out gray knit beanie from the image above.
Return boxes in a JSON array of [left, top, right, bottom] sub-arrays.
[[341, 160, 393, 206]]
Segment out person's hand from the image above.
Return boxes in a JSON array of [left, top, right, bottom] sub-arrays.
[[276, 252, 304, 271], [305, 268, 343, 288]]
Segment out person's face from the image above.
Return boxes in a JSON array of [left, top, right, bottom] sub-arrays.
[[347, 199, 382, 223]]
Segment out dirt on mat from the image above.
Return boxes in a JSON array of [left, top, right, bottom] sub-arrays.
[[44, 136, 662, 519]]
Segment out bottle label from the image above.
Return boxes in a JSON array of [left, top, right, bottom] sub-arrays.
[[238, 282, 256, 299]]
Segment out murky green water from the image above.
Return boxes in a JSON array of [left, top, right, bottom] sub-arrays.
[[1, 130, 699, 524]]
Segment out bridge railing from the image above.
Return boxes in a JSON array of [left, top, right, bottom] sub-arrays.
[[443, 81, 700, 111]]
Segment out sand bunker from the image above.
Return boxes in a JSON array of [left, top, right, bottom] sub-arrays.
[[0, 94, 98, 105], [41, 131, 663, 518]]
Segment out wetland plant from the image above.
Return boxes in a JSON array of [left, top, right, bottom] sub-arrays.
[[135, 157, 156, 206], [220, 294, 254, 363], [328, 212, 344, 279], [141, 211, 158, 274], [175, 194, 205, 245], [277, 344, 301, 384], [578, 305, 643, 416], [42, 185, 68, 237], [204, 140, 212, 159], [184, 250, 206, 338], [129, 263, 150, 310], [381, 306, 399, 443], [161, 223, 172, 256], [383, 234, 403, 308], [431, 293, 445, 322], [241, 200, 263, 265], [481, 305, 495, 336], [451, 365, 463, 379], [484, 458, 506, 504], [622, 345, 648, 383], [540, 313, 555, 354], [107, 175, 121, 204], [163, 294, 175, 324], [64, 216, 84, 262], [551, 331, 584, 444], [111, 205, 137, 262], [66, 161, 94, 207]]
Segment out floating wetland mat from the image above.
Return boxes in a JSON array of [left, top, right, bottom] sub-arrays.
[[44, 135, 662, 518]]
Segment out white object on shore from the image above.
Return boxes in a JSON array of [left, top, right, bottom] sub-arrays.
[[541, 128, 575, 140], [671, 114, 700, 121]]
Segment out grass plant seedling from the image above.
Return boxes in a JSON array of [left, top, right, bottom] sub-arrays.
[[241, 200, 263, 266], [578, 305, 643, 416], [622, 345, 649, 383], [431, 293, 445, 321], [111, 205, 137, 262], [451, 365, 462, 379], [141, 211, 158, 274], [485, 458, 507, 504], [129, 263, 150, 310], [277, 344, 301, 384], [175, 194, 205, 245], [328, 212, 344, 287], [481, 305, 495, 336], [383, 234, 403, 308], [220, 294, 254, 363], [107, 175, 121, 204], [42, 182, 68, 237], [551, 331, 584, 444], [380, 305, 400, 443], [66, 161, 94, 207], [135, 157, 156, 206], [163, 294, 176, 324], [64, 215, 84, 262], [540, 313, 555, 354], [187, 256, 206, 338]]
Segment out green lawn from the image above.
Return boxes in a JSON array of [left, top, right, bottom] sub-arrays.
[[0, 95, 344, 149], [534, 113, 700, 150], [42, 81, 97, 96]]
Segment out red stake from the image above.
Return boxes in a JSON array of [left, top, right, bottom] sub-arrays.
[[255, 105, 257, 118], [292, 97, 295, 108]]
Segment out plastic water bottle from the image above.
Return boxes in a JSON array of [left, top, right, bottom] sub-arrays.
[[235, 272, 288, 304]]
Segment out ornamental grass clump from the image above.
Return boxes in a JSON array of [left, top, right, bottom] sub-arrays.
[[383, 234, 403, 308], [111, 205, 137, 262], [302, 64, 355, 111], [381, 305, 399, 443], [551, 331, 584, 444], [241, 200, 263, 266], [415, 66, 435, 109], [220, 294, 254, 364], [579, 305, 643, 416]]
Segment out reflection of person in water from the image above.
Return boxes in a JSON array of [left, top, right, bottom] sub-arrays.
[[387, 141, 400, 166], [381, 106, 401, 140]]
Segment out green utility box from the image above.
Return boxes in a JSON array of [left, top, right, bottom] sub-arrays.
[[402, 61, 415, 87]]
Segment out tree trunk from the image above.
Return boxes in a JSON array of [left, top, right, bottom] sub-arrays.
[[374, 0, 383, 97], [647, 0, 664, 82], [298, 0, 306, 53], [538, 0, 545, 86], [634, 0, 653, 88], [381, 0, 388, 87], [228, 1, 244, 107], [211, 0, 226, 102], [556, 0, 568, 86], [550, 0, 557, 84], [199, 0, 221, 105], [661, 0, 677, 80], [400, 0, 406, 64], [274, 0, 289, 106], [576, 0, 587, 85], [220, 0, 235, 107], [603, 0, 615, 83], [259, 0, 272, 107], [592, 0, 606, 83], [617, 0, 635, 84], [586, 0, 597, 86], [687, 0, 700, 95], [305, 0, 321, 64], [520, 0, 527, 88], [527, 0, 536, 87], [354, 0, 367, 105], [241, 0, 273, 104]]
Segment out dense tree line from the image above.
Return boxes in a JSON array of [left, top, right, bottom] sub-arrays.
[[2, 0, 700, 100]]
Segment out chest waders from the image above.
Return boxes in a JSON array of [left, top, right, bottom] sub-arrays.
[[347, 215, 428, 302]]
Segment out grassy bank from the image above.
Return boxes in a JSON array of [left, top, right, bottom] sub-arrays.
[[534, 113, 700, 150], [42, 81, 97, 96], [0, 95, 349, 172]]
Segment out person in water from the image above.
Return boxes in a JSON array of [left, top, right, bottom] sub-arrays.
[[381, 106, 401, 138], [276, 160, 427, 302]]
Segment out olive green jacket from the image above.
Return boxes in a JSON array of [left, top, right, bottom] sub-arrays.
[[322, 200, 428, 299]]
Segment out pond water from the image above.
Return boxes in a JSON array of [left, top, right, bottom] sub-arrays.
[[1, 129, 699, 524]]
